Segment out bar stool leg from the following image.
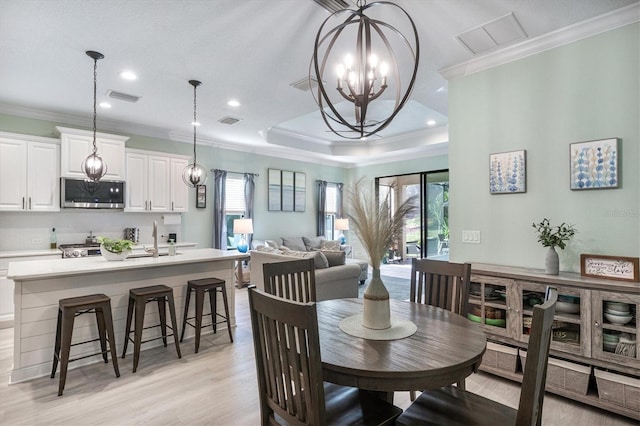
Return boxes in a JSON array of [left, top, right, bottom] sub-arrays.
[[210, 288, 217, 334], [132, 297, 146, 373], [220, 285, 233, 343], [166, 292, 182, 359], [122, 296, 135, 358], [51, 308, 62, 378], [95, 308, 108, 363], [194, 287, 205, 353], [180, 286, 192, 342], [57, 309, 75, 396], [157, 296, 168, 347], [102, 303, 120, 377]]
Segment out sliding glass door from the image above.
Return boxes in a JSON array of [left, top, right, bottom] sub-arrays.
[[376, 169, 449, 262]]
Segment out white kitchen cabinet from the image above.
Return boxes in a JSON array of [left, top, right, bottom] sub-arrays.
[[170, 157, 189, 212], [0, 132, 60, 212], [57, 126, 128, 180], [125, 149, 189, 213]]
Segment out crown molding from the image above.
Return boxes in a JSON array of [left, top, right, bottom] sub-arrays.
[[440, 3, 640, 79]]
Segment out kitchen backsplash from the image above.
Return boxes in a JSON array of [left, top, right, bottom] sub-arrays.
[[0, 211, 183, 251]]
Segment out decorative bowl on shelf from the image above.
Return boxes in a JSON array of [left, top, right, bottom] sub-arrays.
[[604, 312, 633, 325], [605, 307, 632, 316], [556, 301, 581, 314], [604, 302, 630, 313]]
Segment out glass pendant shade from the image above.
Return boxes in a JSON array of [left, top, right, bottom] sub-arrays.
[[83, 50, 108, 183], [183, 79, 207, 188], [182, 163, 207, 187], [311, 1, 419, 139]]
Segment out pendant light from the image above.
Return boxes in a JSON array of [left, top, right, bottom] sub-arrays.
[[311, 0, 419, 139], [81, 50, 108, 183], [183, 79, 208, 187]]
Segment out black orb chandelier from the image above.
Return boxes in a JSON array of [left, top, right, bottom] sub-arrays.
[[311, 0, 420, 139], [182, 79, 208, 187], [81, 50, 108, 183]]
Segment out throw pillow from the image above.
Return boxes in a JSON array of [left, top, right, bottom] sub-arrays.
[[264, 239, 279, 248], [256, 245, 282, 254], [302, 236, 326, 251], [281, 236, 307, 252], [282, 249, 329, 269], [322, 250, 346, 267], [321, 240, 342, 251]]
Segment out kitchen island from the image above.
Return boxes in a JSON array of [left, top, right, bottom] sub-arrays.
[[7, 248, 248, 383]]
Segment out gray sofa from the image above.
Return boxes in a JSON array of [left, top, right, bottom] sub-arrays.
[[249, 247, 361, 301]]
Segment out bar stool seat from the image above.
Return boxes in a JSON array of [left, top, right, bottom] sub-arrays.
[[180, 277, 233, 353], [122, 284, 181, 372], [51, 293, 120, 396]]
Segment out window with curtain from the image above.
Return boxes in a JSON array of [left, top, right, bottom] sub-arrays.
[[324, 183, 338, 240], [225, 175, 245, 248]]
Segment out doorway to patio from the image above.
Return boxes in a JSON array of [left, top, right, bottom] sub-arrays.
[[376, 170, 449, 273]]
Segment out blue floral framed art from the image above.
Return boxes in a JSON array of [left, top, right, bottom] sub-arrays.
[[570, 138, 619, 190], [489, 150, 526, 194]]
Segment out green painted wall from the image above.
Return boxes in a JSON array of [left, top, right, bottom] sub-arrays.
[[448, 23, 639, 272]]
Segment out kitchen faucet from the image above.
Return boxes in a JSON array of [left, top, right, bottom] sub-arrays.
[[144, 221, 159, 257]]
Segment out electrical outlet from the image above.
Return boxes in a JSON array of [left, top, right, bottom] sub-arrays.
[[31, 238, 43, 245], [461, 230, 481, 244]]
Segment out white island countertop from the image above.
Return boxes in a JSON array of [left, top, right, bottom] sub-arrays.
[[8, 248, 249, 282]]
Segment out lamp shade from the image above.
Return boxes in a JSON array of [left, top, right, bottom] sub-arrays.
[[233, 219, 254, 234], [335, 218, 350, 231]]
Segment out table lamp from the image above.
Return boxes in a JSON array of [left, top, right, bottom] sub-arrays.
[[233, 218, 253, 253], [335, 218, 349, 245]]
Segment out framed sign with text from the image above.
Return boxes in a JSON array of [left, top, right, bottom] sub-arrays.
[[580, 254, 639, 283]]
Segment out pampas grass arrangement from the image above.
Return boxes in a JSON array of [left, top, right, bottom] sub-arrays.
[[346, 178, 417, 329]]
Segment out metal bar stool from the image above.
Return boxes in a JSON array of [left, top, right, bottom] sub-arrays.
[[180, 277, 233, 353], [51, 294, 120, 396], [122, 285, 182, 372]]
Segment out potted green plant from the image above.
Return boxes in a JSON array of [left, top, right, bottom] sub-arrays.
[[98, 236, 135, 261], [531, 218, 577, 275]]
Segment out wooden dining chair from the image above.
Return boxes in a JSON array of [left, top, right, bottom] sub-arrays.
[[262, 258, 316, 302], [408, 258, 472, 399], [248, 287, 402, 426], [409, 258, 471, 316], [396, 287, 559, 426]]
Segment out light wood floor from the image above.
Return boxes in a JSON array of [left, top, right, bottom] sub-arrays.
[[0, 287, 634, 425]]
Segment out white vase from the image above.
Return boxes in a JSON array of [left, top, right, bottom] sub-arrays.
[[100, 244, 129, 261], [362, 268, 391, 330], [545, 246, 559, 275]]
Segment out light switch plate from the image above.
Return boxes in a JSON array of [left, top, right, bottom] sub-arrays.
[[462, 230, 481, 244]]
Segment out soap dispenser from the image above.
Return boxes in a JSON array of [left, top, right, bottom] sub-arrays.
[[50, 228, 57, 249]]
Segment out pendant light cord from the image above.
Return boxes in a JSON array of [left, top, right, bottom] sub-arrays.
[[92, 57, 98, 154], [192, 83, 197, 165]]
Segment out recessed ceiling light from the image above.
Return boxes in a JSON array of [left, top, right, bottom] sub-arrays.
[[427, 119, 436, 126], [99, 102, 112, 108], [227, 99, 240, 107], [120, 71, 137, 81], [191, 121, 201, 127]]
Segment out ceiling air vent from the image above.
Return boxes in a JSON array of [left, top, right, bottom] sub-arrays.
[[312, 0, 351, 13], [455, 13, 527, 55], [106, 89, 141, 103], [290, 77, 320, 92], [218, 116, 241, 125]]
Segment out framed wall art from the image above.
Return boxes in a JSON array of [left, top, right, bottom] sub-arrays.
[[281, 171, 294, 211], [294, 172, 306, 212], [580, 254, 639, 283], [489, 150, 526, 194], [268, 169, 282, 211], [196, 185, 206, 208], [570, 138, 619, 190]]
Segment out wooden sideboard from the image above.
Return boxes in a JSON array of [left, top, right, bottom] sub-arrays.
[[469, 263, 639, 420]]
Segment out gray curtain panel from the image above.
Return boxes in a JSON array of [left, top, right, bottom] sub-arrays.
[[244, 173, 256, 249], [317, 180, 327, 237], [213, 169, 227, 249]]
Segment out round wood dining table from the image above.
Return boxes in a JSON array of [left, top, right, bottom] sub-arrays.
[[317, 298, 487, 395]]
